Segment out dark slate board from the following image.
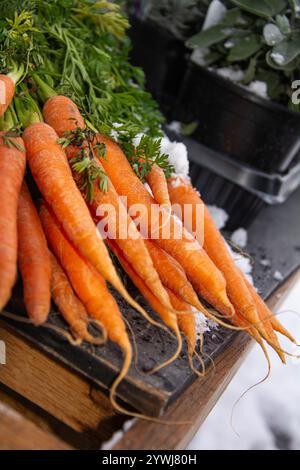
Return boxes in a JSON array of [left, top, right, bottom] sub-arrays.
[[2, 183, 300, 417]]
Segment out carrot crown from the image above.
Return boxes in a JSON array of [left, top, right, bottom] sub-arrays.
[[14, 86, 43, 128], [6, 62, 25, 85], [32, 74, 57, 103]]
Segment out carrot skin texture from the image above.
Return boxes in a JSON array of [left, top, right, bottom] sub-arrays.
[[146, 164, 171, 207], [18, 182, 51, 325], [40, 204, 129, 349], [144, 239, 202, 310], [50, 252, 104, 344], [23, 122, 135, 310], [167, 289, 196, 356], [43, 95, 173, 311], [90, 134, 232, 317], [167, 177, 266, 336], [0, 134, 26, 310], [0, 75, 15, 118], [107, 239, 179, 334]]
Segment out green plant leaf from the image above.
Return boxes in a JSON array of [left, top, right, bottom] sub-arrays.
[[276, 14, 291, 35], [186, 25, 233, 49], [227, 35, 261, 61], [229, 0, 287, 18], [289, 0, 300, 18], [220, 8, 242, 26], [242, 56, 257, 83], [256, 68, 284, 99], [269, 37, 300, 67], [263, 23, 285, 45]]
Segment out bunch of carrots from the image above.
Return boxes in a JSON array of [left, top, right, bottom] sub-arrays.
[[0, 3, 297, 419]]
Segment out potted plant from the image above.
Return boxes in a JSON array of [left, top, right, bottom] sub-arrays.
[[177, 0, 300, 173]]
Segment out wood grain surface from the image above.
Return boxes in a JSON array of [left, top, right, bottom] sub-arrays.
[[0, 402, 72, 450]]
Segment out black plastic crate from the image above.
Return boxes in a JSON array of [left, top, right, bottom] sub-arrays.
[[175, 62, 300, 174], [128, 15, 188, 117]]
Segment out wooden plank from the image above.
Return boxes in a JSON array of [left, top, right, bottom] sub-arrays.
[[0, 322, 127, 443], [112, 270, 300, 450], [0, 402, 72, 450]]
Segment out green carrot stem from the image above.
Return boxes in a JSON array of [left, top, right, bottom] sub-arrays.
[[14, 92, 43, 128], [32, 74, 57, 102], [0, 107, 16, 131], [7, 62, 25, 85]]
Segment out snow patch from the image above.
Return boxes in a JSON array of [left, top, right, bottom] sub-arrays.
[[271, 52, 285, 65], [260, 259, 271, 268], [274, 270, 284, 282], [231, 228, 248, 248], [216, 67, 244, 82], [169, 176, 187, 189], [166, 121, 182, 134], [202, 0, 227, 31], [191, 48, 210, 67], [207, 205, 229, 230], [248, 81, 269, 100], [194, 308, 211, 339], [161, 136, 189, 178], [101, 419, 136, 450]]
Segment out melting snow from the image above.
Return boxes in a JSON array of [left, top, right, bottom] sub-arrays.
[[166, 121, 182, 134], [160, 135, 189, 178], [231, 228, 248, 248], [202, 0, 227, 31], [248, 81, 269, 100], [207, 205, 229, 230], [274, 270, 284, 282], [216, 67, 244, 82], [271, 52, 285, 66], [260, 259, 271, 268]]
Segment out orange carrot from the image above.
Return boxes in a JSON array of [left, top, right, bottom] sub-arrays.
[[167, 289, 196, 356], [0, 75, 15, 118], [107, 239, 178, 334], [43, 95, 173, 311], [23, 122, 146, 317], [0, 133, 26, 310], [244, 278, 286, 362], [50, 252, 105, 345], [40, 203, 132, 413], [43, 95, 85, 137], [167, 176, 267, 338], [146, 164, 170, 206], [17, 182, 51, 325], [107, 239, 182, 371], [40, 203, 128, 345], [243, 276, 295, 344], [144, 239, 201, 310], [89, 134, 233, 318]]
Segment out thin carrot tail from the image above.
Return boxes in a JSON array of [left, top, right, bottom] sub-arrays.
[[239, 304, 269, 340], [108, 275, 160, 327], [230, 339, 271, 434], [146, 327, 183, 375], [271, 315, 297, 344], [188, 350, 206, 378]]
